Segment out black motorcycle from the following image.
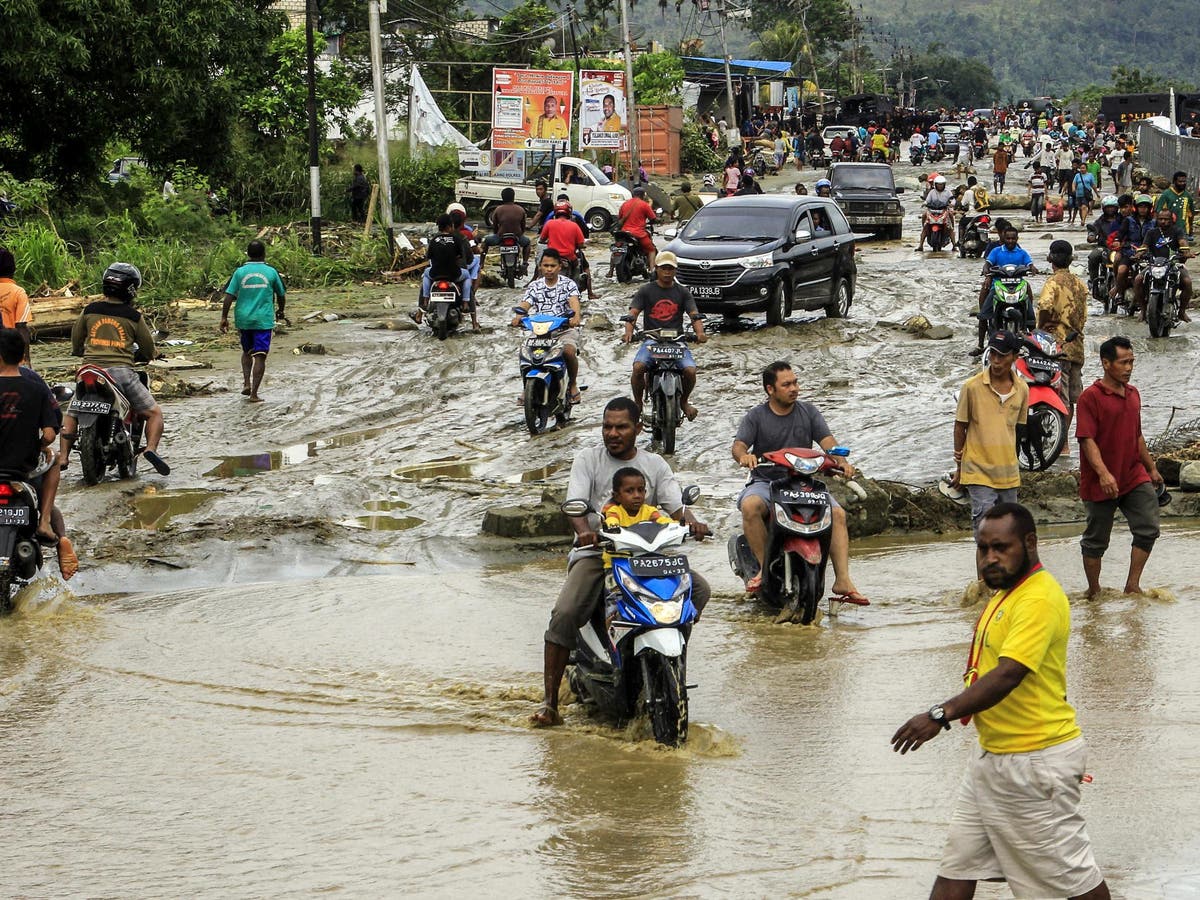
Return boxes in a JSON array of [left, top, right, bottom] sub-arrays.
[[427, 278, 467, 340], [565, 248, 591, 296], [1143, 251, 1191, 338], [496, 232, 525, 288], [958, 212, 993, 259], [610, 227, 651, 283], [625, 325, 699, 456], [67, 364, 147, 485], [0, 452, 55, 614], [909, 144, 926, 166]]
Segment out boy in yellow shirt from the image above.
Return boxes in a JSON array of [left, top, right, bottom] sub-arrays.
[[600, 467, 672, 581]]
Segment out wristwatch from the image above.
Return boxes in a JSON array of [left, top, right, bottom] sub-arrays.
[[928, 705, 952, 731]]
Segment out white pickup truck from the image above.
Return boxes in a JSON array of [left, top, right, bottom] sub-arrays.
[[455, 156, 631, 232]]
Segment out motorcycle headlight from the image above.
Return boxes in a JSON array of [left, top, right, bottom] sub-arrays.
[[773, 502, 832, 535], [649, 600, 683, 624], [1151, 265, 1168, 279], [782, 452, 822, 474], [736, 252, 775, 269]]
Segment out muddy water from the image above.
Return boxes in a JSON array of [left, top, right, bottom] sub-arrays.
[[5, 155, 1200, 895]]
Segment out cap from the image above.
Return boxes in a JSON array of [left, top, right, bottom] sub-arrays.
[[1135, 193, 1153, 206], [1101, 194, 1119, 207], [987, 330, 1022, 355], [655, 251, 679, 268]]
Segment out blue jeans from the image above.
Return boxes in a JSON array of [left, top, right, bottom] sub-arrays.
[[966, 485, 1018, 532]]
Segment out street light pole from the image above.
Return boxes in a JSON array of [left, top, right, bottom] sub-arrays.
[[304, 0, 322, 254], [367, 0, 395, 253]]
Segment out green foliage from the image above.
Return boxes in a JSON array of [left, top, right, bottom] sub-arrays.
[[1, 224, 81, 289], [390, 148, 461, 222], [748, 0, 854, 56], [633, 53, 685, 106], [909, 50, 1001, 109], [680, 118, 721, 174]]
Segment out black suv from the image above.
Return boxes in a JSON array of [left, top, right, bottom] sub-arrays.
[[663, 196, 858, 324], [827, 162, 904, 240]]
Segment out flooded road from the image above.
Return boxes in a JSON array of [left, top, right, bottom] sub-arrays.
[[5, 154, 1200, 895]]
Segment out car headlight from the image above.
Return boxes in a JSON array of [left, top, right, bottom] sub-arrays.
[[736, 252, 774, 269], [609, 192, 626, 201], [773, 502, 832, 535]]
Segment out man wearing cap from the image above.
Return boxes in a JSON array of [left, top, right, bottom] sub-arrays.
[[1037, 240, 1088, 425], [953, 330, 1029, 532], [616, 187, 657, 271], [670, 182, 702, 221], [1076, 336, 1164, 598], [623, 251, 707, 420]]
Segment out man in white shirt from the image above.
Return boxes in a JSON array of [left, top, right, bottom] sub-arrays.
[[917, 175, 956, 251]]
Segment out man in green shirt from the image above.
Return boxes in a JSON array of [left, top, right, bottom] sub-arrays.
[[220, 240, 287, 403], [1154, 170, 1196, 238]]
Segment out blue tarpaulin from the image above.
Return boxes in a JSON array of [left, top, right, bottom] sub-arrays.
[[681, 56, 794, 76]]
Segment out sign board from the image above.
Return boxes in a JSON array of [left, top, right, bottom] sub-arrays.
[[490, 150, 526, 182], [579, 70, 627, 150], [458, 149, 489, 173], [492, 68, 574, 152]]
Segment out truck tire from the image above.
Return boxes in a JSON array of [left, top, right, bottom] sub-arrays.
[[585, 208, 612, 232]]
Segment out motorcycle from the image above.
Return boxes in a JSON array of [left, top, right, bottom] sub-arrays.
[[808, 148, 827, 168], [985, 264, 1034, 336], [925, 200, 953, 252], [727, 447, 867, 625], [496, 232, 525, 288], [0, 451, 56, 614], [427, 278, 467, 340], [610, 227, 651, 284], [624, 324, 700, 456], [1143, 251, 1189, 338], [514, 310, 575, 435], [1012, 330, 1071, 471], [1020, 135, 1035, 157], [973, 139, 988, 160], [750, 147, 779, 176], [564, 248, 591, 296], [560, 486, 702, 746], [909, 144, 926, 166], [927, 143, 945, 163], [67, 363, 147, 485], [958, 212, 992, 258]]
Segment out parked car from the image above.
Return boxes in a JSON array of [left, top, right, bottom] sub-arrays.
[[663, 196, 858, 325], [934, 121, 963, 158], [106, 156, 146, 184], [827, 162, 904, 240]]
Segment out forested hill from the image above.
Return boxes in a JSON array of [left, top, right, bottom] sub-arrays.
[[854, 0, 1199, 97]]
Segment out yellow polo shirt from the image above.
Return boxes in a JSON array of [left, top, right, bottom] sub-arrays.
[[956, 369, 1029, 489], [971, 568, 1081, 753]]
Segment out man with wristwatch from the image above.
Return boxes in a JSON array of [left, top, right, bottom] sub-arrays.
[[891, 503, 1110, 899]]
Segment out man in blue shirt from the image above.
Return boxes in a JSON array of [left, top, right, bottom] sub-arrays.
[[220, 240, 287, 403], [973, 224, 1037, 353]]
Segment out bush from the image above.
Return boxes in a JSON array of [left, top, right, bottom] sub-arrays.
[[390, 147, 459, 222], [680, 118, 721, 175], [2, 223, 81, 288]]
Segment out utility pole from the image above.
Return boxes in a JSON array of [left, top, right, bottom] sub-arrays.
[[367, 0, 394, 253], [717, 1, 737, 128], [304, 0, 322, 254], [619, 0, 639, 175]]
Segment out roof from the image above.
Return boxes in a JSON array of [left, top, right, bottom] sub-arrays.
[[681, 56, 794, 76]]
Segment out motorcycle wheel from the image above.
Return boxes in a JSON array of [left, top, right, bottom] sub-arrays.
[[1018, 405, 1067, 471], [647, 654, 688, 746], [523, 380, 548, 435], [657, 393, 678, 456], [797, 563, 823, 626], [929, 228, 946, 252], [0, 575, 13, 616], [78, 425, 105, 486], [616, 255, 632, 284], [434, 316, 450, 341], [506, 271, 515, 289], [1147, 290, 1169, 338]]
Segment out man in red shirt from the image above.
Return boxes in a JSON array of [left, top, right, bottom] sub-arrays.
[[616, 186, 657, 270], [1075, 335, 1164, 598], [539, 202, 586, 265]]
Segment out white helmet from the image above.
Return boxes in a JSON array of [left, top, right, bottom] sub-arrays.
[[445, 202, 467, 217], [933, 175, 947, 187]]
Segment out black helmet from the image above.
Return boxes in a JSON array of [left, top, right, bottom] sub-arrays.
[[102, 262, 142, 301]]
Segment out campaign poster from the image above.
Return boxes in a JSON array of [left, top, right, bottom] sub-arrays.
[[490, 149, 526, 182], [579, 70, 627, 150], [492, 68, 574, 151]]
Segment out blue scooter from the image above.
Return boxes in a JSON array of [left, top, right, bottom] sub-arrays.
[[560, 486, 701, 746], [514, 310, 574, 435]]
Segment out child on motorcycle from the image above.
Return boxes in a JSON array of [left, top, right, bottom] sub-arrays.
[[601, 468, 672, 570]]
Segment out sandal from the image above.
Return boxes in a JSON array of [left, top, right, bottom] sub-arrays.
[[745, 573, 762, 594], [530, 704, 563, 727], [829, 591, 871, 606], [569, 390, 583, 405], [142, 449, 171, 476]]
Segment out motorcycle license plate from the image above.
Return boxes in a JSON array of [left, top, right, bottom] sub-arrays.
[[526, 338, 555, 349], [776, 488, 828, 506], [651, 344, 686, 360], [0, 507, 31, 526], [430, 292, 457, 303], [690, 285, 722, 296], [611, 246, 627, 256], [69, 399, 112, 415], [629, 555, 689, 578], [1025, 357, 1057, 372]]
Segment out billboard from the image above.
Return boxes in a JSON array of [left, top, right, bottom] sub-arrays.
[[579, 70, 627, 150], [490, 150, 526, 182], [492, 68, 574, 151]]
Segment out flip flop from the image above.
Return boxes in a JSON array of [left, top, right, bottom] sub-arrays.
[[745, 573, 762, 594], [569, 391, 582, 405], [530, 704, 563, 727], [57, 536, 78, 580], [142, 450, 171, 476], [829, 591, 871, 606]]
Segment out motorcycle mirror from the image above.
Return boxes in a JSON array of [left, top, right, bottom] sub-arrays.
[[560, 499, 593, 517], [681, 485, 701, 506], [829, 446, 851, 457], [511, 306, 527, 316], [619, 314, 636, 323]]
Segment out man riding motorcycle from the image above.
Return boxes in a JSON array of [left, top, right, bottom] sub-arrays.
[[917, 175, 955, 251], [59, 263, 169, 475], [1133, 207, 1194, 321], [480, 186, 531, 272], [1087, 195, 1123, 294], [973, 224, 1037, 355], [411, 215, 474, 329], [616, 187, 657, 272], [1112, 194, 1157, 304]]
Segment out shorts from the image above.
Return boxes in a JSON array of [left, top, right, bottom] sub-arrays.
[[940, 737, 1104, 897], [1081, 480, 1160, 557], [239, 329, 272, 355], [632, 233, 656, 256], [633, 340, 695, 368], [1063, 359, 1083, 407], [737, 479, 840, 510], [555, 327, 580, 349], [104, 366, 156, 414], [965, 485, 1018, 532]]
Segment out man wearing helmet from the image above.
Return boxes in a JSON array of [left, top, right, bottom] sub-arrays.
[[1133, 207, 1194, 321], [1087, 195, 1123, 296], [916, 174, 955, 252], [814, 178, 832, 198], [539, 202, 587, 284], [59, 263, 169, 475], [1112, 194, 1156, 304]]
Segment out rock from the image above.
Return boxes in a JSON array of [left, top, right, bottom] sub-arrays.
[[385, 318, 417, 331], [829, 477, 891, 538], [920, 324, 955, 340], [321, 313, 340, 322], [895, 176, 922, 192], [1157, 456, 1182, 486], [902, 314, 932, 333], [1179, 461, 1200, 491], [588, 311, 614, 331], [481, 500, 569, 538]]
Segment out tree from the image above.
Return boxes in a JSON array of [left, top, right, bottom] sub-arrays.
[[909, 50, 1001, 110], [0, 0, 285, 187], [747, 0, 853, 56]]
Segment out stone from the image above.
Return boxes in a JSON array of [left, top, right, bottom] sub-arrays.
[[588, 311, 614, 331], [1179, 461, 1200, 491], [482, 498, 569, 538], [1157, 456, 1181, 486], [921, 324, 954, 340], [902, 314, 932, 333], [988, 193, 1033, 210]]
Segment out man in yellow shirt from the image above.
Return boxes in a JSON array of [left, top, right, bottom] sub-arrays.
[[534, 95, 569, 143], [952, 330, 1029, 532], [891, 503, 1110, 899], [600, 93, 623, 133]]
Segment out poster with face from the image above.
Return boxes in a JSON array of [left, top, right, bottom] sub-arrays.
[[579, 70, 627, 150], [492, 68, 574, 151]]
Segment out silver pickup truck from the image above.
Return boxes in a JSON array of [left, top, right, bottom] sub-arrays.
[[455, 156, 631, 232]]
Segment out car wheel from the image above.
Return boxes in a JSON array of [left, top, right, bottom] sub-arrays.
[[765, 281, 786, 326], [825, 278, 851, 319], [585, 208, 612, 232]]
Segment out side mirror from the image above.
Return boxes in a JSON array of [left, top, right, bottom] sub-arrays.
[[619, 314, 636, 323], [511, 306, 527, 316], [560, 499, 593, 517], [795, 229, 812, 241], [681, 485, 701, 505]]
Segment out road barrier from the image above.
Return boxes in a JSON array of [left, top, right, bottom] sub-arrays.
[[1137, 122, 1200, 185]]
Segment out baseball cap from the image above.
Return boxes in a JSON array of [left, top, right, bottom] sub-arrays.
[[655, 251, 679, 268], [987, 330, 1022, 355]]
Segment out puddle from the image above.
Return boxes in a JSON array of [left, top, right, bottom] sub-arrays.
[[120, 489, 220, 530], [392, 456, 478, 480], [339, 515, 424, 531], [362, 499, 412, 512], [206, 425, 393, 478], [506, 463, 564, 484]]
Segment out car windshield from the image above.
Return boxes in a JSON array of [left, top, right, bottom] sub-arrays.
[[680, 205, 790, 241], [581, 161, 610, 185], [830, 167, 895, 191], [939, 124, 962, 136]]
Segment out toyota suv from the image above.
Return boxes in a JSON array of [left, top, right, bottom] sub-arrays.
[[827, 162, 904, 240], [663, 196, 858, 325]]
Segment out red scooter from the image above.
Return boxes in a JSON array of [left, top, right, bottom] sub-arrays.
[[1011, 330, 1070, 471], [925, 200, 953, 252]]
